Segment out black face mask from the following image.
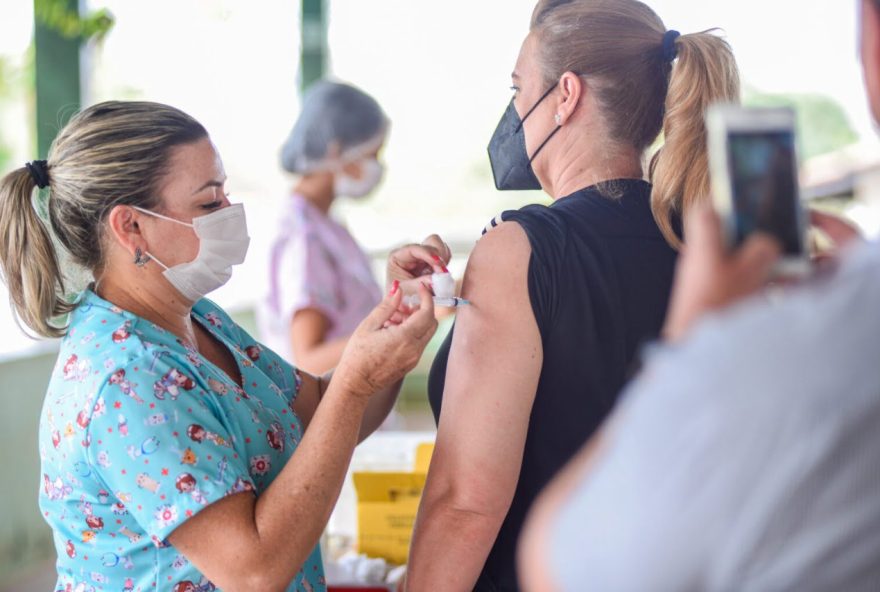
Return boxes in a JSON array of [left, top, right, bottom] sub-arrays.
[[487, 84, 561, 191]]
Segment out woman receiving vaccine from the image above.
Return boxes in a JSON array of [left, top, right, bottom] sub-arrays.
[[260, 81, 396, 375], [406, 1, 742, 589]]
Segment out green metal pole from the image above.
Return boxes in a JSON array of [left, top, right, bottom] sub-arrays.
[[300, 0, 327, 94], [34, 0, 82, 158]]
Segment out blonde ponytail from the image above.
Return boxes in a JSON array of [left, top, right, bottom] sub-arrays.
[[0, 100, 208, 338], [650, 31, 741, 248], [530, 1, 741, 248], [0, 167, 73, 338]]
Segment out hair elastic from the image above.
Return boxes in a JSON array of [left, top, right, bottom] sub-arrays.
[[26, 160, 50, 188], [662, 30, 681, 63]]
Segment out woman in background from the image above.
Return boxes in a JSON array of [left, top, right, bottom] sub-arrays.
[[259, 80, 399, 375]]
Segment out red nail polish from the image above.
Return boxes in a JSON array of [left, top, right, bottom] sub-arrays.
[[440, 265, 449, 273], [389, 280, 399, 295], [431, 254, 441, 262]]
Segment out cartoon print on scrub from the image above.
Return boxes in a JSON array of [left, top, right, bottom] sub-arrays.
[[112, 321, 132, 343], [266, 421, 286, 453], [203, 312, 222, 328], [46, 410, 62, 449], [119, 526, 141, 544], [153, 367, 196, 400], [186, 423, 231, 448], [78, 495, 105, 531], [180, 447, 198, 465], [75, 392, 99, 431], [207, 377, 228, 395], [228, 476, 256, 496], [173, 577, 216, 592], [118, 413, 129, 437], [136, 473, 161, 493], [176, 472, 209, 506], [109, 369, 144, 404], [250, 454, 272, 477], [245, 344, 262, 361], [43, 474, 72, 501], [179, 340, 204, 368], [62, 354, 91, 382], [38, 291, 323, 591]]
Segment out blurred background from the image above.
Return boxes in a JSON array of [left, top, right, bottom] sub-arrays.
[[1, 0, 878, 588]]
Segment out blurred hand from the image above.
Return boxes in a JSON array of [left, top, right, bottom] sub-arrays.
[[387, 234, 452, 293], [333, 281, 438, 399], [662, 207, 781, 343], [810, 209, 863, 268]]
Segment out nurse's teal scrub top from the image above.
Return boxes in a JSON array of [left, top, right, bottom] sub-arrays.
[[38, 289, 325, 592]]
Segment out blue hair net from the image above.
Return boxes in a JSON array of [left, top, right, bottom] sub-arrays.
[[280, 80, 388, 174]]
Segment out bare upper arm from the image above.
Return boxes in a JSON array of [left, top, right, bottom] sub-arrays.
[[290, 307, 331, 354], [289, 308, 331, 420], [429, 221, 543, 512], [167, 492, 259, 587], [290, 368, 327, 431]]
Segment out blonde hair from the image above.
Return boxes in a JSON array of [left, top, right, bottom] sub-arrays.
[[530, 0, 741, 247], [0, 101, 207, 338]]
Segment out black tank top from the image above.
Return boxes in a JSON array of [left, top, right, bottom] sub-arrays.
[[427, 180, 679, 592]]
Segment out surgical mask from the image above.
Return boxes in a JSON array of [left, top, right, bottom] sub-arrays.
[[134, 203, 250, 302], [335, 158, 384, 199], [487, 84, 561, 191]]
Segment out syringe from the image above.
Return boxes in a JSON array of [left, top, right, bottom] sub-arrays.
[[433, 296, 470, 307]]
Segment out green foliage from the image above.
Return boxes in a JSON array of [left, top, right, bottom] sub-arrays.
[[0, 56, 10, 97], [34, 0, 115, 43], [0, 56, 19, 173], [0, 47, 34, 101], [744, 89, 859, 159], [0, 44, 35, 174], [0, 140, 11, 173]]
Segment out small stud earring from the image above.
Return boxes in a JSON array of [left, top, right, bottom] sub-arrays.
[[554, 113, 562, 125], [133, 248, 150, 267]]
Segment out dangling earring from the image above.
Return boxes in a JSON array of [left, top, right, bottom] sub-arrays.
[[554, 113, 562, 125], [133, 248, 150, 267]]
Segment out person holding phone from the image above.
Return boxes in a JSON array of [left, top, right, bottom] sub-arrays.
[[707, 105, 811, 276], [0, 100, 441, 592], [518, 3, 880, 588], [405, 1, 742, 589]]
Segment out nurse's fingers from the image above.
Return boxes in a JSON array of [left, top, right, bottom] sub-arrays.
[[421, 234, 452, 266]]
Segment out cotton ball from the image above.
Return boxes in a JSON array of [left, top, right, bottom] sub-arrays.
[[431, 272, 455, 299]]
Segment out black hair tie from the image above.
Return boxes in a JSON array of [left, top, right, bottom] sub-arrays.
[[26, 160, 50, 189], [662, 30, 681, 63]]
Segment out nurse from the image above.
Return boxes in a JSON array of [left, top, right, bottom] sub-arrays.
[[260, 81, 402, 375], [0, 100, 440, 591]]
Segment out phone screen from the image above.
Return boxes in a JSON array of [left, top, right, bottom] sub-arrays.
[[727, 130, 803, 255]]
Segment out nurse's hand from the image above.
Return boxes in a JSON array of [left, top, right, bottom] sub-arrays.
[[387, 234, 452, 292], [334, 281, 437, 399]]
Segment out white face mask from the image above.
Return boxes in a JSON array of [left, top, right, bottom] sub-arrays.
[[134, 203, 250, 302], [334, 158, 384, 199]]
